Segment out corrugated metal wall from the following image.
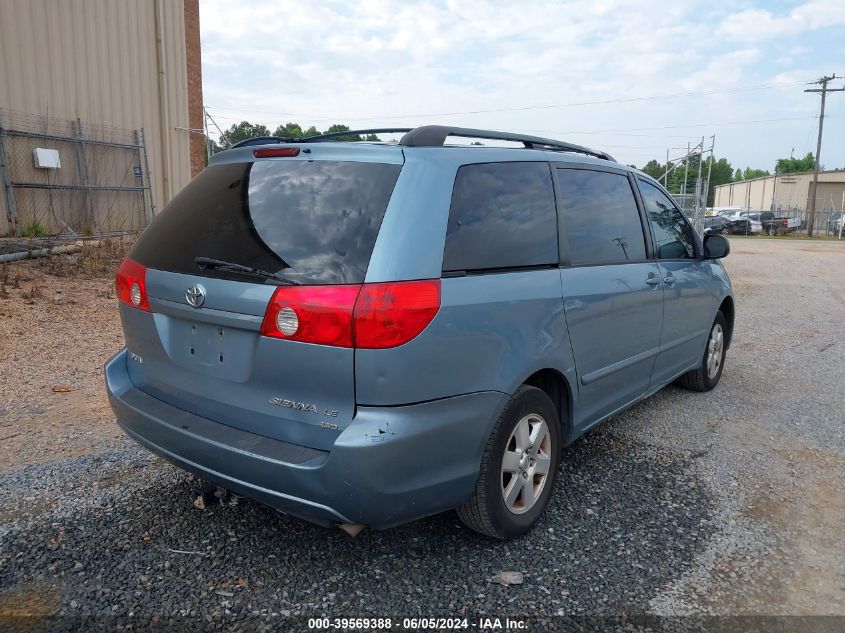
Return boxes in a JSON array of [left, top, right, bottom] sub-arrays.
[[0, 0, 192, 233], [715, 172, 845, 216]]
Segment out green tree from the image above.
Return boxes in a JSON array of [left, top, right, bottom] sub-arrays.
[[204, 137, 222, 165], [775, 152, 815, 174], [270, 122, 323, 139], [706, 157, 734, 206], [322, 124, 361, 141], [272, 122, 304, 138], [640, 159, 664, 180], [742, 167, 770, 180], [734, 168, 743, 181], [219, 121, 271, 148]]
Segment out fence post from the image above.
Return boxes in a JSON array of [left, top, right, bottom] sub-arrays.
[[72, 118, 97, 233], [0, 124, 18, 235], [136, 128, 155, 224]]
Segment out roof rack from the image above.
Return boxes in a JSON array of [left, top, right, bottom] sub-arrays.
[[399, 126, 615, 161], [228, 125, 614, 162]]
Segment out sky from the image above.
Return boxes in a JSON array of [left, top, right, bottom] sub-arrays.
[[199, 0, 845, 172]]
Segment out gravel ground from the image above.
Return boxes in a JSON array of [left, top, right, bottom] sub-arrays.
[[0, 238, 843, 630]]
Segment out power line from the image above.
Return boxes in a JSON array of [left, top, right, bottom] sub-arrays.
[[519, 115, 818, 136], [204, 80, 805, 124], [204, 113, 818, 141]]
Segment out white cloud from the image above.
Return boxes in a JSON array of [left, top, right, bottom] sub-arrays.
[[717, 0, 845, 42], [199, 0, 844, 170]]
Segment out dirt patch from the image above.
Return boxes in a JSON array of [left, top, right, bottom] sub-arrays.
[[0, 240, 130, 473], [0, 579, 62, 618], [737, 447, 845, 615]]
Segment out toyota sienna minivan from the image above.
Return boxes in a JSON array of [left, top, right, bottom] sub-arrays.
[[106, 126, 734, 539]]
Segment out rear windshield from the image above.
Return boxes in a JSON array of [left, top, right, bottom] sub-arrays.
[[130, 160, 402, 285]]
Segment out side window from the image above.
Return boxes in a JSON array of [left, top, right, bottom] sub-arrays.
[[638, 180, 696, 259], [556, 168, 646, 265], [442, 162, 558, 272]]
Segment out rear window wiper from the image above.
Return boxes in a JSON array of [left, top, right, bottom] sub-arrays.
[[194, 257, 300, 285]]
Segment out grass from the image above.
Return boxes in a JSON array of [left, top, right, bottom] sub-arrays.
[[21, 220, 47, 238]]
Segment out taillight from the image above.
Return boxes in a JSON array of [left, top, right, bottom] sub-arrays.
[[261, 285, 360, 347], [353, 280, 441, 349], [115, 258, 150, 311], [260, 279, 441, 349]]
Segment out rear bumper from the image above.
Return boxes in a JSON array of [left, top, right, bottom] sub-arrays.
[[105, 349, 506, 529]]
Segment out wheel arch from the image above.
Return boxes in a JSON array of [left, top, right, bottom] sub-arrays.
[[718, 295, 735, 349], [523, 368, 575, 444]]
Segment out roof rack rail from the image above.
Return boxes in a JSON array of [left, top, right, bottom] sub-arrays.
[[227, 126, 614, 161], [299, 128, 413, 142], [230, 136, 293, 149], [398, 125, 615, 162]]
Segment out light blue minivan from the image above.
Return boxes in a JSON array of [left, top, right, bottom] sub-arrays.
[[105, 126, 733, 539]]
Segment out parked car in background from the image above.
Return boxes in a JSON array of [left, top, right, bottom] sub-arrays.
[[106, 125, 735, 539], [704, 216, 731, 235], [722, 211, 762, 235], [710, 207, 743, 218], [750, 212, 800, 236]]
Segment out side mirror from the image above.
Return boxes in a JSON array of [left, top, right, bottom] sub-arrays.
[[703, 234, 730, 259]]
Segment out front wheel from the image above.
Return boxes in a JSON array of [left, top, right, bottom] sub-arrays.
[[457, 386, 561, 539], [676, 311, 728, 392]]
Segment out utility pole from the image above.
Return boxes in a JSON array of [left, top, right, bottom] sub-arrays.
[[804, 74, 844, 236]]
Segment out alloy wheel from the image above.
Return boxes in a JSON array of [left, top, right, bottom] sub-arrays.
[[500, 413, 552, 515], [707, 323, 724, 379]]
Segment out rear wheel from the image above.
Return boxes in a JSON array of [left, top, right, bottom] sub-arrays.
[[457, 386, 561, 539], [676, 311, 727, 392]]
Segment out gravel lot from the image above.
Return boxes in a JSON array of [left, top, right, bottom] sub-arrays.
[[0, 238, 843, 629]]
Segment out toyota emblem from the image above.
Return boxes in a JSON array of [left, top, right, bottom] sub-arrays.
[[185, 284, 206, 308]]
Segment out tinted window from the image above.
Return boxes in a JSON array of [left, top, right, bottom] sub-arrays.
[[638, 180, 696, 259], [442, 162, 557, 272], [131, 160, 402, 284], [556, 169, 646, 265]]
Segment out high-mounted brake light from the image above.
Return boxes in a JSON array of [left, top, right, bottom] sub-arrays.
[[115, 257, 150, 311], [253, 147, 300, 158], [260, 279, 441, 349]]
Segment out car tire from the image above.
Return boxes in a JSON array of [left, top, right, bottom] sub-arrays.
[[457, 385, 561, 540], [768, 226, 776, 236], [676, 311, 728, 392]]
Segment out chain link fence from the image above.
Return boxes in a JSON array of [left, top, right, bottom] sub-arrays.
[[0, 108, 153, 238], [716, 201, 844, 238], [673, 185, 707, 236], [770, 198, 844, 237]]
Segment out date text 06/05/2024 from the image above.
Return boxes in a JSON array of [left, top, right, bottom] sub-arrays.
[[307, 616, 528, 630]]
